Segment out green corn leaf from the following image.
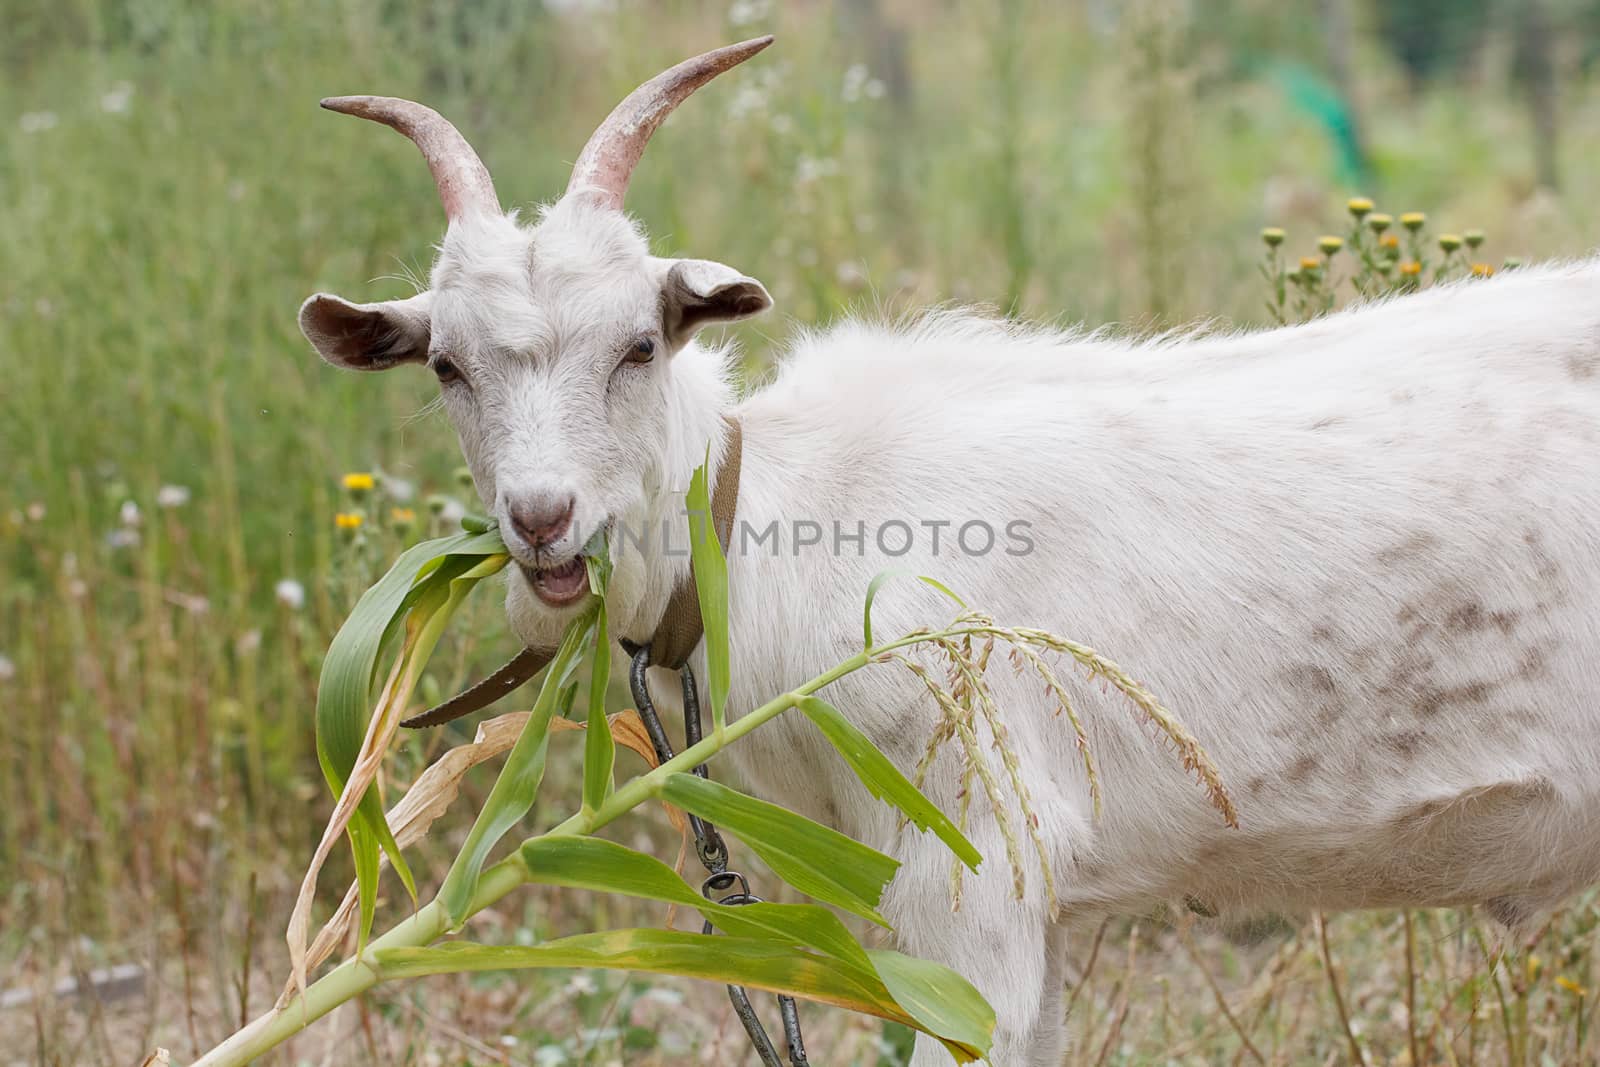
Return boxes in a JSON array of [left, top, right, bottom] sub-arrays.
[[582, 599, 613, 813], [374, 931, 991, 1063], [659, 773, 898, 926], [520, 836, 870, 969], [795, 696, 981, 871], [862, 569, 967, 649], [434, 600, 597, 928], [869, 948, 996, 1058], [581, 536, 614, 814], [315, 528, 506, 936], [685, 452, 730, 731]]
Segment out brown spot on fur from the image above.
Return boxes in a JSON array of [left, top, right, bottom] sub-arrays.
[[1310, 415, 1342, 431], [1245, 775, 1268, 797], [1385, 729, 1426, 759], [1412, 681, 1493, 719], [1378, 532, 1440, 566], [1515, 647, 1548, 680], [1285, 664, 1338, 695], [1311, 621, 1336, 643], [1490, 610, 1521, 634], [1445, 603, 1488, 634], [1287, 755, 1319, 782], [1567, 353, 1597, 381]]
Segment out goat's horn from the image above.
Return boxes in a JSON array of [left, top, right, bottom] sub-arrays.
[[567, 36, 774, 211], [320, 96, 500, 220]]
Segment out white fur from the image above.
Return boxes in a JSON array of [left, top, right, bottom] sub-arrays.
[[305, 198, 1600, 1065]]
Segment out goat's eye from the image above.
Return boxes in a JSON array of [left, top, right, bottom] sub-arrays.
[[624, 337, 656, 365], [433, 358, 462, 385]]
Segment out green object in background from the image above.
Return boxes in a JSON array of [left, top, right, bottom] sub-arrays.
[[1270, 61, 1369, 187]]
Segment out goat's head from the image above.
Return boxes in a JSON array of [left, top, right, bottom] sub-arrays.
[[299, 39, 773, 634]]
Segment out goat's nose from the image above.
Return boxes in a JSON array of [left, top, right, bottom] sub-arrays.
[[507, 493, 575, 549]]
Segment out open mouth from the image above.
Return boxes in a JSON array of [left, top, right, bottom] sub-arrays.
[[519, 555, 590, 607]]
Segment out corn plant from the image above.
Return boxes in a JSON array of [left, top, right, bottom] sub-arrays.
[[172, 458, 1232, 1067]]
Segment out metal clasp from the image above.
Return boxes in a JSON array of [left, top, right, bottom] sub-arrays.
[[626, 646, 809, 1066]]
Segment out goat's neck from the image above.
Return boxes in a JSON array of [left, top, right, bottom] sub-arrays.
[[616, 343, 736, 645]]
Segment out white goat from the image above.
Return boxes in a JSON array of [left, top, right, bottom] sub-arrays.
[[299, 38, 1600, 1065]]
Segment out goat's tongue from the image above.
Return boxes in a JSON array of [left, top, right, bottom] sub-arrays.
[[533, 557, 588, 602]]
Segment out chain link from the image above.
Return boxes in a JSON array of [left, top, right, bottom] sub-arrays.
[[626, 645, 810, 1066]]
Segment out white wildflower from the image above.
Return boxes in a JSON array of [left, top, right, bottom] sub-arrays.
[[20, 112, 59, 134], [565, 973, 599, 996], [794, 155, 839, 186], [0, 654, 15, 682], [533, 1046, 568, 1067], [100, 83, 133, 114], [25, 502, 46, 522], [727, 0, 771, 26], [726, 84, 768, 122], [381, 475, 414, 502], [107, 529, 140, 549], [835, 261, 867, 291], [119, 500, 141, 527], [437, 497, 466, 524], [156, 485, 190, 508], [274, 578, 306, 611], [842, 63, 870, 102]]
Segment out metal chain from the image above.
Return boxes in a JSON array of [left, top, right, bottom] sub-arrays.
[[626, 645, 810, 1066]]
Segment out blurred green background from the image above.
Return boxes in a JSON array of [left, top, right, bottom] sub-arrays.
[[6, 1, 1600, 1063]]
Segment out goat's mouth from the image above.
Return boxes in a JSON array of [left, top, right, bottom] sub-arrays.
[[518, 555, 590, 608]]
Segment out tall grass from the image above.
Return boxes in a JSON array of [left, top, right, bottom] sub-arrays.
[[7, 1, 1600, 1063]]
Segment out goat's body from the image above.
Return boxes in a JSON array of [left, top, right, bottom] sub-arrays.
[[307, 50, 1600, 1062], [669, 266, 1600, 1062]]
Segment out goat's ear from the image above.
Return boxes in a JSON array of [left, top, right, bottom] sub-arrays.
[[299, 291, 432, 371], [659, 258, 772, 347]]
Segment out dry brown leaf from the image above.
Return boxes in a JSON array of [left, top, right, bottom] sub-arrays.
[[283, 618, 430, 1003], [138, 1050, 171, 1067], [281, 712, 531, 1004], [283, 708, 695, 1001]]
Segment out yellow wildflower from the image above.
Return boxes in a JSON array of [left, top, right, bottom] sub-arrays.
[[335, 512, 364, 530], [1298, 256, 1321, 273], [1318, 235, 1344, 255], [1347, 197, 1374, 218], [1401, 211, 1426, 232], [391, 507, 417, 529], [1438, 233, 1463, 253], [1380, 233, 1400, 251], [1471, 262, 1494, 278], [1368, 213, 1394, 233], [342, 472, 375, 493], [1399, 260, 1422, 277], [1527, 955, 1543, 981], [1556, 976, 1588, 996], [1260, 226, 1286, 248]]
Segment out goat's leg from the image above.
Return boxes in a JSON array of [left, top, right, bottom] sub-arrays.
[[887, 836, 1060, 1066]]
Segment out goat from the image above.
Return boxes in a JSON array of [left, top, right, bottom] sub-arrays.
[[299, 38, 1600, 1065]]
